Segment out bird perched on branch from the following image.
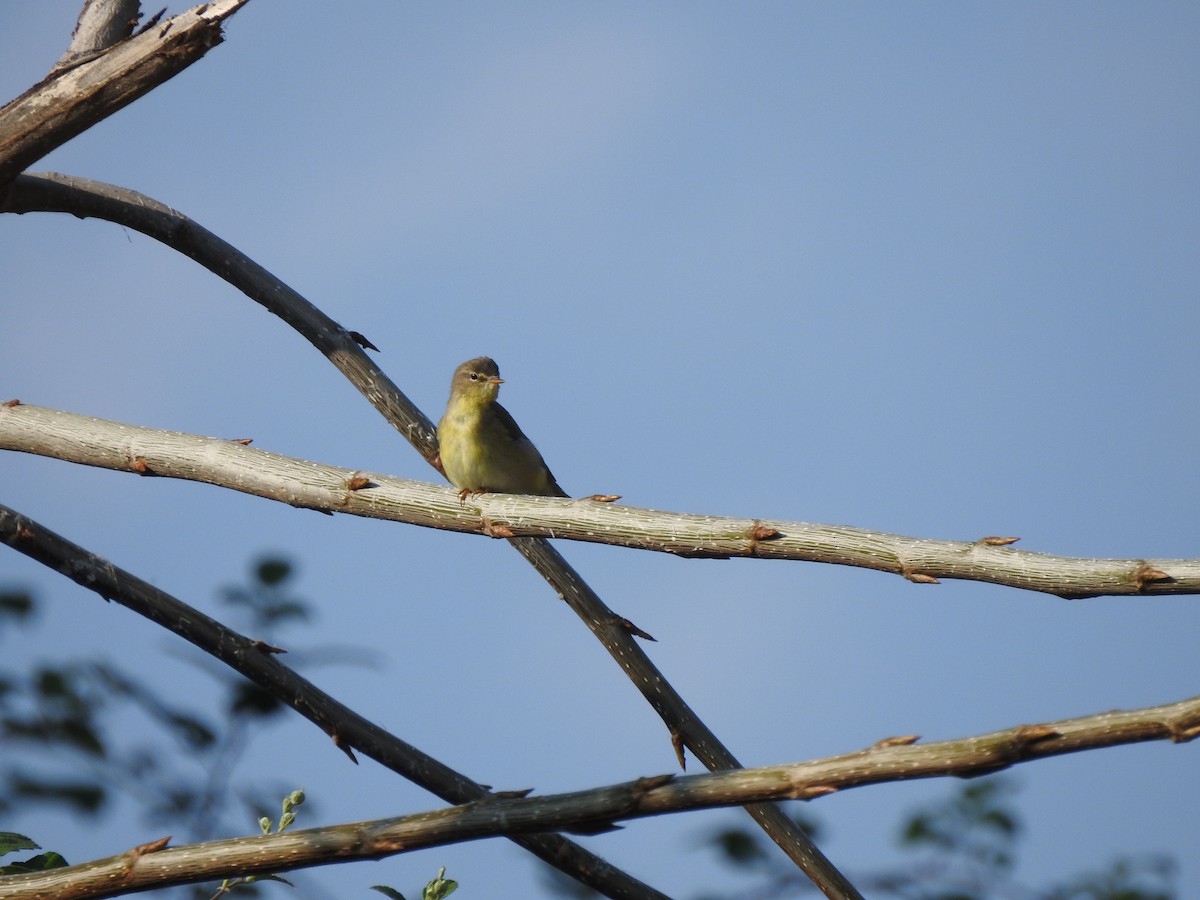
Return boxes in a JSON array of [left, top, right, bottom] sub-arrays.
[[437, 356, 568, 499]]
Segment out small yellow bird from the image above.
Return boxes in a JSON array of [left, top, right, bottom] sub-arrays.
[[437, 356, 568, 498]]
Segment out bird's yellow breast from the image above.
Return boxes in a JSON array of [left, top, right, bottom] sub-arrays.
[[437, 395, 560, 495], [437, 401, 493, 491]]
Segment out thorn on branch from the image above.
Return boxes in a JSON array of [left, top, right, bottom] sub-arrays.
[[130, 457, 154, 475], [491, 788, 534, 800], [617, 617, 656, 642], [582, 494, 621, 502], [348, 330, 379, 352], [249, 639, 286, 654], [346, 475, 372, 491], [569, 820, 624, 836], [131, 835, 171, 855], [332, 731, 358, 764], [481, 518, 514, 538], [633, 773, 675, 795], [670, 729, 686, 771], [121, 835, 171, 874], [797, 784, 838, 799], [229, 437, 253, 445], [1012, 724, 1058, 749], [747, 521, 782, 555], [873, 734, 920, 748], [901, 566, 939, 584], [1173, 722, 1200, 742], [1134, 561, 1173, 591], [978, 535, 1020, 546], [2, 398, 19, 407]]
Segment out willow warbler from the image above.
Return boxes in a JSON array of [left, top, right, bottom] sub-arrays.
[[437, 357, 568, 498]]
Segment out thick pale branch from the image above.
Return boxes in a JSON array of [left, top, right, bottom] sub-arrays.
[[0, 503, 666, 900], [0, 400, 859, 897], [3, 401, 1197, 599], [4, 693, 1197, 900], [0, 1, 250, 187]]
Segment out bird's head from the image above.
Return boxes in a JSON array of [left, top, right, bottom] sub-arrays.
[[449, 356, 504, 405]]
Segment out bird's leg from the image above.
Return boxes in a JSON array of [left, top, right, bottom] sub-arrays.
[[457, 487, 493, 504]]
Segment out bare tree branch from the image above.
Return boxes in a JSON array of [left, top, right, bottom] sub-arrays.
[[3, 401, 1196, 600], [0, 172, 856, 896], [3, 688, 1197, 900], [0, 502, 668, 900], [0, 1, 251, 188], [51, 0, 141, 73], [1, 171, 440, 458]]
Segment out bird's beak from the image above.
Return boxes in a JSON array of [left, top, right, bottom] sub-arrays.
[[488, 376, 504, 385]]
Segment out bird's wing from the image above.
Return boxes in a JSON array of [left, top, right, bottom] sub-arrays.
[[493, 402, 568, 497]]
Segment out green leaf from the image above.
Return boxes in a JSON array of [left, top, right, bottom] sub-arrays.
[[0, 591, 34, 621], [56, 718, 107, 757], [0, 851, 69, 873], [9, 774, 106, 813], [255, 559, 293, 587], [901, 812, 940, 846], [370, 886, 408, 900], [420, 867, 457, 899], [980, 808, 1018, 837], [228, 682, 284, 717], [0, 832, 40, 856], [710, 827, 769, 866], [165, 712, 217, 750]]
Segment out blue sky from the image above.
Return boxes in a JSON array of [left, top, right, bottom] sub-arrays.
[[2, 2, 1199, 897]]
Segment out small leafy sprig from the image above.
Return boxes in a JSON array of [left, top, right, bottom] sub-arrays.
[[210, 789, 305, 898], [371, 865, 458, 900]]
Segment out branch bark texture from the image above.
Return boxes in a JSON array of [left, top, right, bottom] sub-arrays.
[[3, 401, 1196, 599]]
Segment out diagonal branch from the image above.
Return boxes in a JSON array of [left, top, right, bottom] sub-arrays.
[[0, 502, 667, 900], [502, 535, 863, 897], [1, 171, 857, 896], [1, 172, 440, 460], [3, 401, 1196, 600], [4, 690, 1197, 900]]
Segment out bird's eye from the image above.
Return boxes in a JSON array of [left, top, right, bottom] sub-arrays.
[[469, 373, 479, 381]]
